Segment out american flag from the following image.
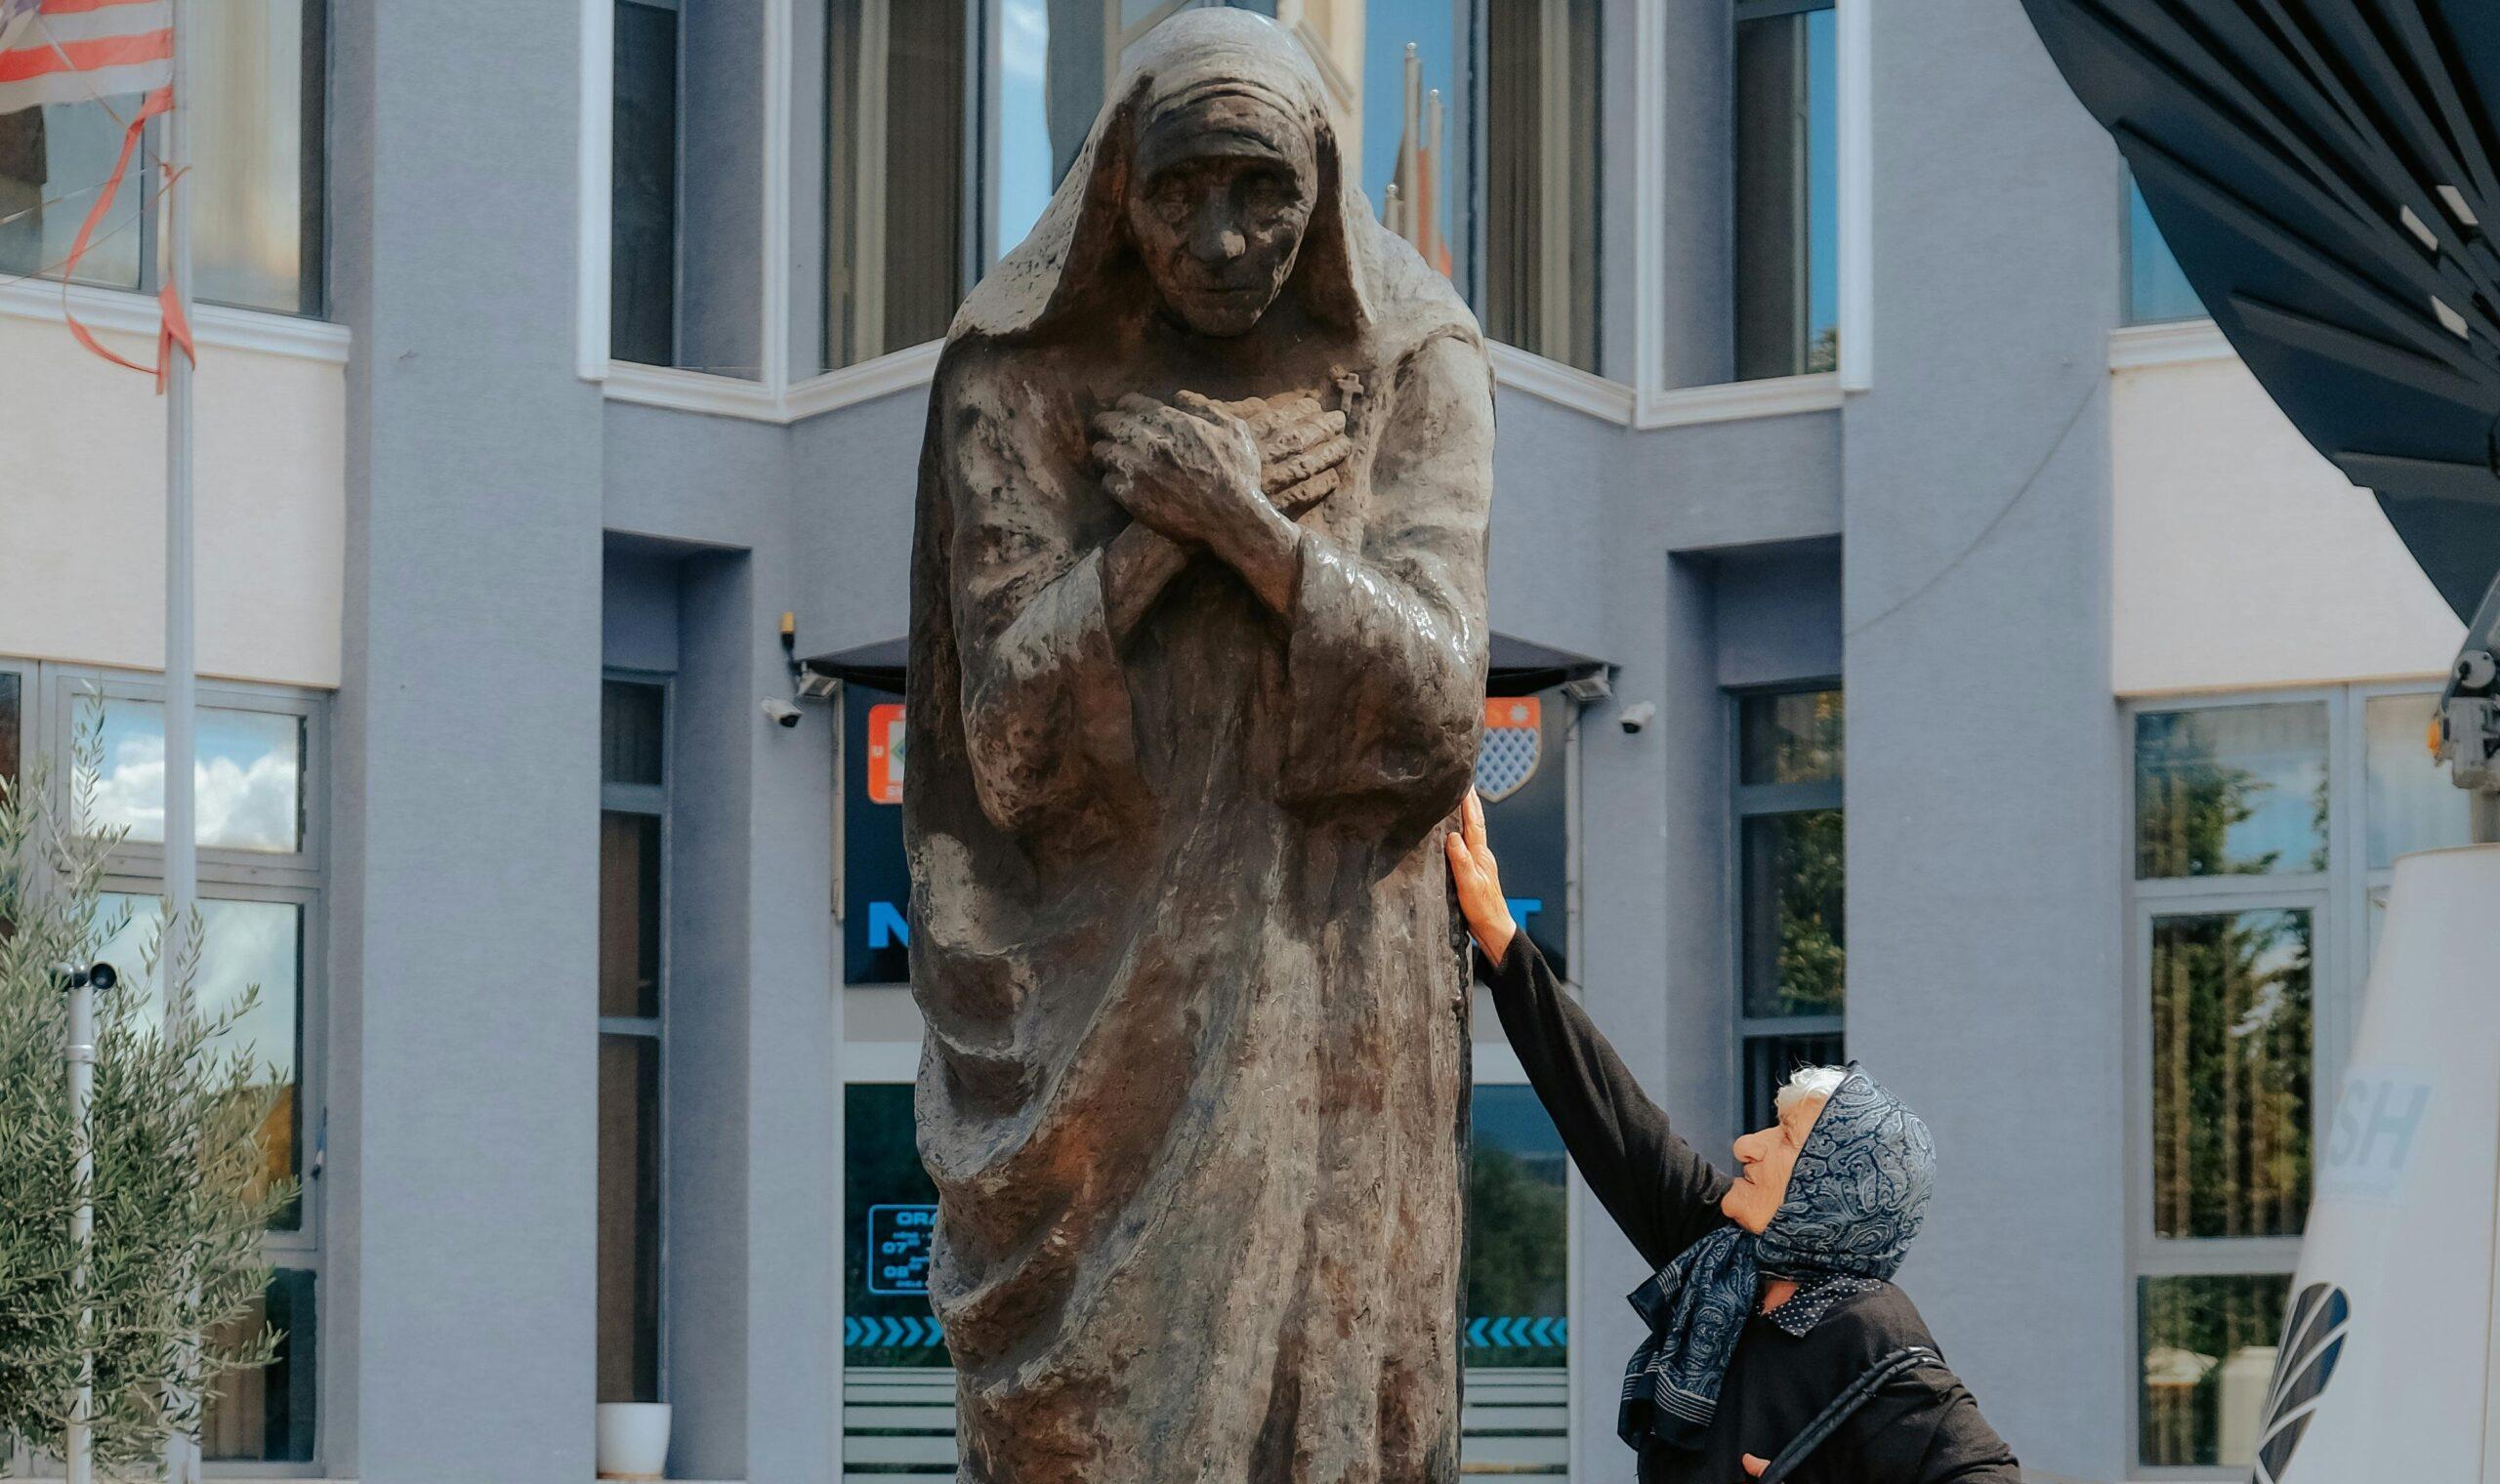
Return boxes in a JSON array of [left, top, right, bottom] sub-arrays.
[[0, 0, 173, 115]]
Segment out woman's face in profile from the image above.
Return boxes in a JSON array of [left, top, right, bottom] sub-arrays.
[[1124, 98, 1316, 338]]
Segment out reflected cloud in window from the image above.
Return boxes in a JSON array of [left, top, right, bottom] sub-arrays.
[[78, 696, 305, 853]]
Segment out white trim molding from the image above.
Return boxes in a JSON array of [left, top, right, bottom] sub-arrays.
[[0, 278, 350, 364], [1637, 371, 1843, 430], [605, 341, 941, 423], [1835, 0, 1873, 392], [2107, 317, 2231, 370], [1489, 343, 1637, 425], [603, 360, 783, 420], [783, 341, 945, 420]]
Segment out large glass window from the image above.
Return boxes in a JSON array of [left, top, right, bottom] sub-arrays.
[[1733, 0, 1838, 382], [1463, 1083, 1569, 1473], [2138, 1273, 2291, 1469], [599, 678, 668, 1407], [825, 0, 970, 369], [611, 0, 681, 368], [1732, 685, 1844, 1131], [2135, 703, 2329, 881], [0, 0, 326, 316], [25, 666, 331, 1467], [2148, 909, 2312, 1240], [2126, 686, 2466, 1471], [77, 695, 307, 854], [95, 894, 309, 1230], [2124, 176, 2206, 326], [821, 1, 1602, 372]]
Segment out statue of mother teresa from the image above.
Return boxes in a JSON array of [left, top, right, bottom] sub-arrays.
[[902, 11, 1494, 1479]]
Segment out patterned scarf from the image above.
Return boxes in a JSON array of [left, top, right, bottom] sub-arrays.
[[1616, 1064, 1937, 1452]]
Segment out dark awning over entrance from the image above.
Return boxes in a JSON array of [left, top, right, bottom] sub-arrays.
[[2020, 0, 2500, 618], [804, 631, 1606, 697]]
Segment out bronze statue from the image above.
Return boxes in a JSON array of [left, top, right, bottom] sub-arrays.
[[903, 12, 1494, 1479]]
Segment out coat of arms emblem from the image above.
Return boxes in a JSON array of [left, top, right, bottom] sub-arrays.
[[1474, 696, 1542, 803]]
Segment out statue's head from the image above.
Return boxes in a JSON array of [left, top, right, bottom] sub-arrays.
[[1123, 79, 1318, 338], [952, 10, 1399, 348]]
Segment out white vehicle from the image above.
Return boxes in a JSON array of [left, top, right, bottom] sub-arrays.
[[2251, 842, 2500, 1482]]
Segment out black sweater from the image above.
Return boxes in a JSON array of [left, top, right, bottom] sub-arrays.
[[1483, 936, 2022, 1484]]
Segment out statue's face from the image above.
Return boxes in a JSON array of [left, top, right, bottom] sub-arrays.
[[1126, 95, 1316, 337]]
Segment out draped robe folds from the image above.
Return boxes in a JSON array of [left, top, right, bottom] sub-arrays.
[[901, 17, 1496, 1481]]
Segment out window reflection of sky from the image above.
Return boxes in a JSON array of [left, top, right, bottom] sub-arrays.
[[92, 894, 301, 1086], [1805, 8, 1837, 345], [1354, 0, 1457, 251], [2136, 704, 2328, 877], [80, 697, 302, 852], [995, 0, 1055, 256]]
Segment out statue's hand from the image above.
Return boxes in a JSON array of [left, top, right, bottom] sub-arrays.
[[1226, 393, 1353, 516], [1093, 392, 1275, 548]]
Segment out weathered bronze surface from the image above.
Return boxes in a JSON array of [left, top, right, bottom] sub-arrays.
[[903, 12, 1494, 1479]]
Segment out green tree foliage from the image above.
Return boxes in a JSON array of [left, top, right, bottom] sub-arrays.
[[0, 748, 294, 1475], [1772, 808, 1846, 1013]]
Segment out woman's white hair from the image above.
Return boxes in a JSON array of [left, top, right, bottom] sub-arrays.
[[1774, 1064, 1851, 1117]]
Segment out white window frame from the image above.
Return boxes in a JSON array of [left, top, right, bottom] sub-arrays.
[[6, 658, 332, 1478], [2119, 680, 2453, 1481]]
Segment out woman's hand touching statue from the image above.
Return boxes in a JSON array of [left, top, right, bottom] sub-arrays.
[[1445, 790, 1517, 968]]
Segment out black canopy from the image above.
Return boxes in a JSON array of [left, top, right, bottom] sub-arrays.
[[2021, 0, 2500, 617], [804, 630, 1606, 698]]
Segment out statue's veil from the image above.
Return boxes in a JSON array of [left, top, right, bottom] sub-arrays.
[[949, 8, 1397, 344]]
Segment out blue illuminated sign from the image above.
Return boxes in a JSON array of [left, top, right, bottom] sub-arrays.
[[866, 1203, 938, 1295]]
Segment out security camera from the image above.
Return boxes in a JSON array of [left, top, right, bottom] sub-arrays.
[[53, 962, 116, 991], [762, 697, 805, 729], [1618, 701, 1657, 735]]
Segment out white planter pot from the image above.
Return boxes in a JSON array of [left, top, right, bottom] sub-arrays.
[[596, 1402, 672, 1481]]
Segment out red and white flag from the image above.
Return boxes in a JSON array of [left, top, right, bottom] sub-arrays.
[[0, 0, 172, 114], [0, 0, 188, 385]]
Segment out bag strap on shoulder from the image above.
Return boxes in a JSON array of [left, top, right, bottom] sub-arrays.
[[1755, 1344, 1944, 1484]]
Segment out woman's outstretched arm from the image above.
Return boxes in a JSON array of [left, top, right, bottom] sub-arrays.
[[1448, 792, 1733, 1268]]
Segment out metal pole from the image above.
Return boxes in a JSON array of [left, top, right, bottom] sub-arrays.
[[161, 4, 199, 1480], [65, 972, 94, 1484]]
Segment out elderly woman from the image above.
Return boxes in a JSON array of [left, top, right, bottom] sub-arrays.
[[1446, 793, 2021, 1482]]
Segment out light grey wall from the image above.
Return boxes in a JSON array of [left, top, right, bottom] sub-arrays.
[[1841, 3, 2125, 1478], [1715, 539, 1843, 688], [329, 4, 606, 1480], [604, 406, 842, 1484]]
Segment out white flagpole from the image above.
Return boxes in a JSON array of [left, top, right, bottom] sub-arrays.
[[161, 1, 200, 1480]]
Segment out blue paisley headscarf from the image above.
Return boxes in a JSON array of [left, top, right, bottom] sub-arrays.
[[1617, 1064, 1936, 1452]]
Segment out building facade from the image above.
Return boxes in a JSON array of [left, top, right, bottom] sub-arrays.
[[0, 3, 2470, 1481]]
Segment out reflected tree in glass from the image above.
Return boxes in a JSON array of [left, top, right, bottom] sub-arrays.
[[1466, 1086, 1567, 1367], [2139, 1273, 2291, 1467], [1742, 808, 1845, 1017], [2135, 705, 2327, 879], [2150, 910, 2312, 1239]]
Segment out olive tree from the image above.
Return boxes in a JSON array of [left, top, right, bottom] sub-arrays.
[[0, 746, 293, 1475]]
